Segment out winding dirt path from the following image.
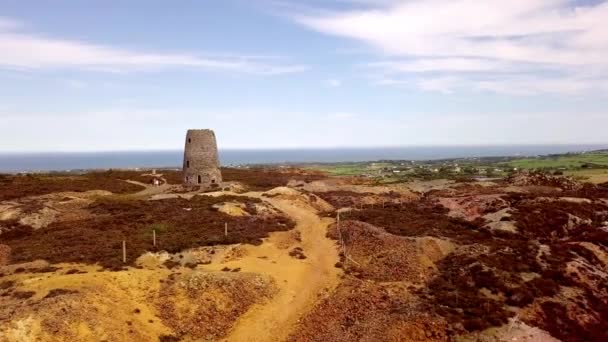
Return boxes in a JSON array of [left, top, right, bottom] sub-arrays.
[[217, 196, 341, 342], [125, 179, 174, 197]]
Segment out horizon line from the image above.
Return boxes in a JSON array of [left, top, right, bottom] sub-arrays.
[[1, 143, 608, 154]]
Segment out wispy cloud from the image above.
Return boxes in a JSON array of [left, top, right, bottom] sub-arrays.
[[324, 78, 342, 87], [3, 106, 606, 151], [0, 17, 20, 30], [60, 79, 87, 89], [291, 0, 608, 95], [0, 17, 307, 75], [327, 111, 355, 119]]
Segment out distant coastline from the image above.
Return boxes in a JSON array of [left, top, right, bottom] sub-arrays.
[[1, 144, 607, 173]]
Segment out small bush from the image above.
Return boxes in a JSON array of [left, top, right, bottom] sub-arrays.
[[0, 280, 15, 290], [44, 288, 78, 299], [12, 290, 35, 299]]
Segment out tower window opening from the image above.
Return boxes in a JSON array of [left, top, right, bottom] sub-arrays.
[[186, 160, 190, 168], [188, 138, 191, 143], [211, 179, 216, 184], [198, 175, 202, 184]]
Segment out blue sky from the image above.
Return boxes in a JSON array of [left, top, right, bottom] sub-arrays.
[[0, 0, 607, 151]]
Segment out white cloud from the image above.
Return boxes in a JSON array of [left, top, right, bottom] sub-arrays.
[[324, 78, 342, 87], [366, 58, 516, 73], [0, 17, 20, 30], [60, 79, 86, 89], [0, 18, 307, 75], [417, 77, 459, 94], [373, 73, 608, 96], [472, 76, 607, 96], [292, 0, 608, 95], [328, 112, 355, 119]]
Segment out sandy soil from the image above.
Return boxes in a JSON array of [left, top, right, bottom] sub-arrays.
[[204, 194, 342, 342], [0, 185, 342, 342], [213, 201, 251, 216], [292, 178, 421, 197], [139, 188, 342, 341], [0, 264, 173, 341], [0, 190, 112, 230], [456, 318, 559, 342]]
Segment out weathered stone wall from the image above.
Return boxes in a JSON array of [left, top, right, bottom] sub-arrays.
[[183, 129, 222, 187]]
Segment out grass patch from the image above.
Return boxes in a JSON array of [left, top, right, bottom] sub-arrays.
[[147, 222, 171, 234], [506, 152, 608, 170], [304, 163, 371, 176], [564, 169, 608, 184]]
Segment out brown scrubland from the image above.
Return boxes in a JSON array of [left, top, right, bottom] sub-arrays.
[[0, 167, 607, 341], [3, 195, 294, 269], [0, 171, 145, 201]]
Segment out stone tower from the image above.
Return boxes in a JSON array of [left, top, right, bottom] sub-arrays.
[[183, 129, 222, 188]]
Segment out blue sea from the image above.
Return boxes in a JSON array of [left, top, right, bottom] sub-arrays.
[[0, 145, 606, 173]]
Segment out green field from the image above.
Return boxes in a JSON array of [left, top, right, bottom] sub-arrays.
[[304, 163, 369, 176], [304, 162, 394, 176], [505, 153, 608, 170], [302, 151, 608, 180], [564, 169, 608, 184]]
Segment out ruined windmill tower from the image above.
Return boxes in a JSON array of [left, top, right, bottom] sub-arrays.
[[183, 129, 222, 188]]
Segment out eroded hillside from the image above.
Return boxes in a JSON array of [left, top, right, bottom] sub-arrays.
[[0, 169, 607, 341]]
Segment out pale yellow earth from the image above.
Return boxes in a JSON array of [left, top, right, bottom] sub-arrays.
[[0, 185, 342, 342], [217, 195, 341, 342]]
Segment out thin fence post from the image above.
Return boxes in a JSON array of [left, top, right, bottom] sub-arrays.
[[225, 223, 228, 237], [153, 230, 156, 246], [337, 211, 340, 228], [337, 211, 348, 269], [122, 240, 126, 263]]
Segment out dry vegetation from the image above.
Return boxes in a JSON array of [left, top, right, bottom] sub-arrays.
[[2, 168, 608, 341], [0, 171, 145, 201], [314, 190, 409, 209], [156, 271, 277, 341], [220, 167, 326, 191], [340, 201, 487, 242], [0, 167, 327, 197], [148, 167, 327, 189], [292, 177, 608, 341], [2, 195, 294, 269]]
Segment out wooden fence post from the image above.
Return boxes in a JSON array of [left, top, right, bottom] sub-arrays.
[[337, 211, 348, 269], [153, 230, 156, 246], [337, 211, 340, 228], [122, 240, 126, 263]]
